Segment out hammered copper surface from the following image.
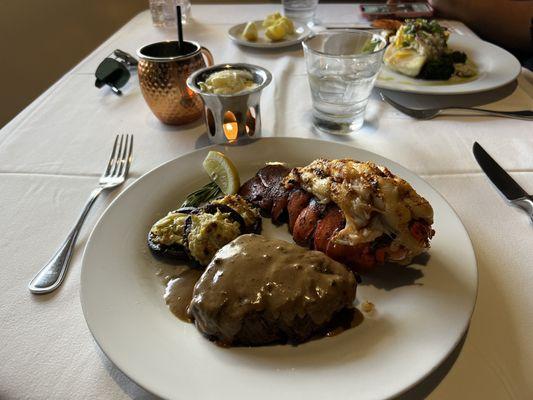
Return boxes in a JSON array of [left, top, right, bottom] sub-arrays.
[[138, 53, 207, 125]]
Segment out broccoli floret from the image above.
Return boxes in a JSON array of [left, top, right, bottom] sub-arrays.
[[403, 19, 445, 35], [428, 19, 444, 34], [451, 51, 467, 63], [418, 55, 455, 80]]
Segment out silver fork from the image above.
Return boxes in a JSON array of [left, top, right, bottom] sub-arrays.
[[381, 93, 533, 121], [28, 134, 133, 294]]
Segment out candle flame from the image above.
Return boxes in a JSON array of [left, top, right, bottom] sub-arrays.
[[223, 111, 238, 142], [223, 122, 238, 141]]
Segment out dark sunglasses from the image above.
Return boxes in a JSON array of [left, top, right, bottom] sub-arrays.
[[95, 50, 138, 96]]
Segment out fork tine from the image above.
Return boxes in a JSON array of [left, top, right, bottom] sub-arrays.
[[104, 135, 121, 177], [110, 135, 125, 177], [116, 134, 131, 177], [380, 92, 437, 120], [114, 135, 126, 177], [380, 93, 411, 114], [380, 92, 413, 115], [123, 135, 134, 178]]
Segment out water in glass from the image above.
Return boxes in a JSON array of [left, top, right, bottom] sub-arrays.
[[282, 0, 319, 24], [308, 59, 381, 133], [149, 0, 191, 27], [149, 0, 167, 27], [303, 30, 385, 134]]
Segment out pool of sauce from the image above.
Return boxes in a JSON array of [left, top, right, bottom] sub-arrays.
[[164, 268, 203, 322], [324, 307, 364, 338]]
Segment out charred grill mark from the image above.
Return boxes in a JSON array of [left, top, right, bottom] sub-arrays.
[[147, 232, 188, 260], [409, 219, 434, 246], [284, 168, 301, 190], [312, 167, 327, 178], [370, 234, 394, 251], [147, 207, 196, 261], [201, 203, 246, 232], [238, 165, 291, 220], [183, 215, 194, 259]]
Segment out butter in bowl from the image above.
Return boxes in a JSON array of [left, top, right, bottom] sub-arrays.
[[198, 69, 259, 95]]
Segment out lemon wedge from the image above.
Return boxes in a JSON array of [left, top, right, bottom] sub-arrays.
[[263, 12, 282, 28], [242, 21, 258, 41], [265, 22, 287, 41], [278, 17, 294, 34], [202, 151, 240, 195]]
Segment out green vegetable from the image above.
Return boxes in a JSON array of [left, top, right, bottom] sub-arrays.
[[417, 50, 467, 80], [418, 55, 455, 80], [181, 181, 222, 208], [362, 38, 381, 53], [427, 19, 444, 34], [451, 51, 467, 63], [403, 19, 445, 36]]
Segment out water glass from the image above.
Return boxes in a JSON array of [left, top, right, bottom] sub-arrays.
[[302, 30, 386, 135], [282, 0, 319, 25], [149, 0, 191, 27]]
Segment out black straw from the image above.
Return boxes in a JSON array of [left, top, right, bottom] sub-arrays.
[[176, 5, 184, 53]]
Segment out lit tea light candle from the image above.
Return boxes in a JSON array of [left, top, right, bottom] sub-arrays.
[[223, 122, 239, 141]]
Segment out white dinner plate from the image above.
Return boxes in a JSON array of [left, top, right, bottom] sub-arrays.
[[376, 34, 521, 94], [228, 20, 311, 48], [81, 138, 478, 400]]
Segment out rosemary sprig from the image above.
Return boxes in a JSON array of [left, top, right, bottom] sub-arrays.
[[181, 181, 222, 208]]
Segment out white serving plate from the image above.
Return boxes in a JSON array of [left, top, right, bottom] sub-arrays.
[[81, 137, 478, 400], [228, 20, 311, 49], [376, 34, 521, 94]]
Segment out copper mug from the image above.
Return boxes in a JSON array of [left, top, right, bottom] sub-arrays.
[[137, 41, 214, 125]]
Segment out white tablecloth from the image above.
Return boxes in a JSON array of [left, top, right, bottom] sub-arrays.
[[1, 4, 532, 399]]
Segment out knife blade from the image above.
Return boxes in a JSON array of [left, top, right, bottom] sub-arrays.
[[473, 142, 528, 201]]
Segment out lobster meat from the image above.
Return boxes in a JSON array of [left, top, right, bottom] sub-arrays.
[[238, 163, 434, 272]]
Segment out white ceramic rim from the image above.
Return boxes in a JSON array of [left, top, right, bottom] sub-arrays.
[[375, 34, 521, 95], [228, 20, 312, 49], [81, 137, 478, 400]]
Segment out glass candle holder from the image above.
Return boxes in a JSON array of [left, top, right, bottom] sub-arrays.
[[187, 63, 272, 144]]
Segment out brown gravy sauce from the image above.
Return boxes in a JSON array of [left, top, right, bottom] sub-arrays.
[[324, 307, 364, 338], [157, 234, 364, 344], [163, 268, 203, 322]]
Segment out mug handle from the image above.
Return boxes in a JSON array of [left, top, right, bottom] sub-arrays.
[[201, 47, 214, 66]]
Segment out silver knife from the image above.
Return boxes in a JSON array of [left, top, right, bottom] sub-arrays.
[[473, 142, 533, 222]]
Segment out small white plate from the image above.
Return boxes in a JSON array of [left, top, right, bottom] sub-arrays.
[[81, 138, 477, 400], [376, 34, 521, 94], [228, 20, 311, 49]]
